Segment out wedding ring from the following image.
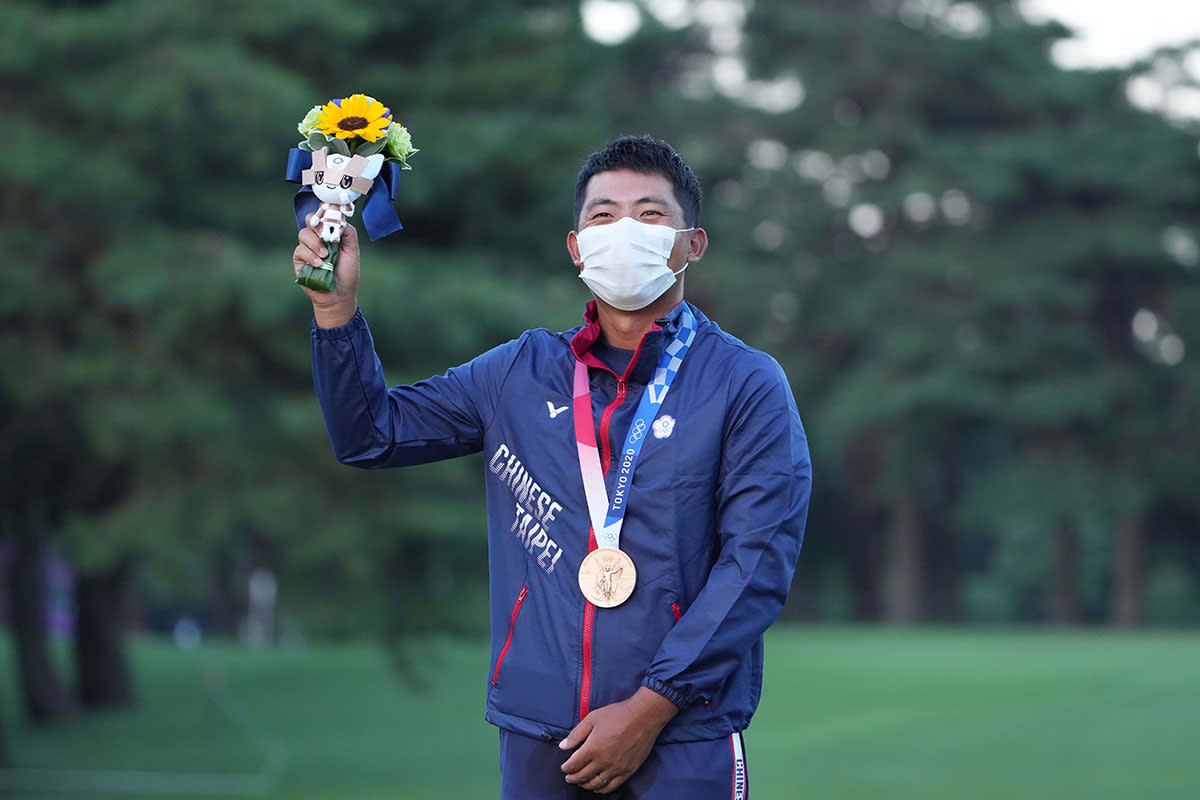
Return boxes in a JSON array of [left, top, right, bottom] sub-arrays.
[[597, 775, 609, 785]]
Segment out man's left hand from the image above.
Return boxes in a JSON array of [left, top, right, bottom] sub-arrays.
[[559, 686, 679, 794]]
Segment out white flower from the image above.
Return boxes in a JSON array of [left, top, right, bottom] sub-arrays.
[[384, 123, 417, 166], [297, 104, 323, 136]]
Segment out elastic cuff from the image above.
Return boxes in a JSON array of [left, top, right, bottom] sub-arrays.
[[642, 676, 688, 709], [311, 307, 365, 340]]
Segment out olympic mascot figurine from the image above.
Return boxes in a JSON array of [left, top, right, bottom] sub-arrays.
[[296, 148, 384, 290], [286, 93, 416, 292]]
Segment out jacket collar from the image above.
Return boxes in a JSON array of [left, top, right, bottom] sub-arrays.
[[570, 300, 693, 384]]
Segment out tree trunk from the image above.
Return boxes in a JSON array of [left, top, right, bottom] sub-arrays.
[[927, 439, 964, 621], [846, 437, 882, 621], [210, 547, 241, 638], [883, 493, 923, 624], [1111, 511, 1144, 628], [848, 506, 881, 621], [1051, 517, 1081, 625], [73, 556, 136, 709], [783, 559, 818, 621], [6, 535, 77, 723], [925, 523, 962, 622]]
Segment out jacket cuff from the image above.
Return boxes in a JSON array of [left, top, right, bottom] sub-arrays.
[[641, 676, 688, 709], [311, 307, 365, 340]]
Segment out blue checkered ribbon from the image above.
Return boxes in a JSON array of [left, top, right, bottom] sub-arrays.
[[645, 313, 696, 406], [596, 304, 697, 544]]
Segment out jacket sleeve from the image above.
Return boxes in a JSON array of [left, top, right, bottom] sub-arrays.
[[642, 353, 811, 708], [310, 309, 522, 468]]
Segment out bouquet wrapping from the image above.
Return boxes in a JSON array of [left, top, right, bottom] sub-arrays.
[[285, 94, 416, 292]]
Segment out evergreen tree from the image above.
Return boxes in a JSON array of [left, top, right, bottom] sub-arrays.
[[701, 0, 1200, 623]]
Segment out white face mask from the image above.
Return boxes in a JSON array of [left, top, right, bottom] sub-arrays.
[[575, 216, 694, 311]]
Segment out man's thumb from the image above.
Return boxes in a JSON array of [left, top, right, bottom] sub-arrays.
[[340, 221, 360, 254], [559, 717, 593, 750]]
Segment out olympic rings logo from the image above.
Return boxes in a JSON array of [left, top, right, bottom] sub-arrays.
[[628, 419, 647, 443]]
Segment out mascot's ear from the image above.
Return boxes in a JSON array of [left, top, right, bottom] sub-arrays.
[[301, 147, 329, 185], [360, 153, 385, 182]]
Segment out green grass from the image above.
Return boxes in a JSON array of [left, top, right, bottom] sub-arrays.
[[2, 628, 1198, 799]]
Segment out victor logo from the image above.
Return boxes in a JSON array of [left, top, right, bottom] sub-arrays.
[[547, 401, 568, 419]]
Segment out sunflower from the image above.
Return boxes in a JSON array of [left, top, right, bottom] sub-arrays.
[[315, 93, 392, 142]]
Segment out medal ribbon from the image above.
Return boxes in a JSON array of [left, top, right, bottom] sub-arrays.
[[572, 305, 697, 550]]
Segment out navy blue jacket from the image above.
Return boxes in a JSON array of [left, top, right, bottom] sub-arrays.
[[311, 300, 811, 743]]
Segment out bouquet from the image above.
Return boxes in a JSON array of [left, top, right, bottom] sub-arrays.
[[286, 93, 417, 292]]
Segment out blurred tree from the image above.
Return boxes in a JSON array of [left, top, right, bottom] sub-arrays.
[[698, 0, 1200, 624], [4, 0, 1199, 745], [0, 0, 378, 714], [0, 0, 715, 719]]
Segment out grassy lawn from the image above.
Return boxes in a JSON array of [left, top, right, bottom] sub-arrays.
[[1, 627, 1197, 799]]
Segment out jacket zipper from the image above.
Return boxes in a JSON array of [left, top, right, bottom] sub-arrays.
[[580, 590, 595, 717], [492, 585, 529, 686], [597, 379, 627, 473], [579, 334, 650, 721]]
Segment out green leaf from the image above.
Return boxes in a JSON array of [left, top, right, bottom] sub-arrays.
[[328, 137, 351, 156], [307, 131, 329, 151], [354, 138, 386, 157], [295, 263, 336, 292]]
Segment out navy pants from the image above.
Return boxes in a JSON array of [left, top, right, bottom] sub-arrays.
[[499, 729, 749, 800]]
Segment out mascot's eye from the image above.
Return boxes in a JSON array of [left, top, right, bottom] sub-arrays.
[[314, 171, 324, 183], [340, 175, 353, 189]]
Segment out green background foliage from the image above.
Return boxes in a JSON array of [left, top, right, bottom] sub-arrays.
[[1, 0, 1199, 793], [3, 0, 1196, 634]]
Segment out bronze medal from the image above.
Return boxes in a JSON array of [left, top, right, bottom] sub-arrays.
[[578, 547, 637, 608]]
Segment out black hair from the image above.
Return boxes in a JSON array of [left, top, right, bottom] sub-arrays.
[[573, 135, 703, 228]]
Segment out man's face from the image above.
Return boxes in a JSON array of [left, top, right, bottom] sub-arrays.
[[568, 169, 702, 272]]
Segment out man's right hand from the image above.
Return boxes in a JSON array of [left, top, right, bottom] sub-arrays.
[[293, 215, 360, 328]]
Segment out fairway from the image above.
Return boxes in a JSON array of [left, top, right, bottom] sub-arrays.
[[1, 627, 1197, 799]]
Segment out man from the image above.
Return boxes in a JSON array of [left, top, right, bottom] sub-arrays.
[[292, 135, 811, 798]]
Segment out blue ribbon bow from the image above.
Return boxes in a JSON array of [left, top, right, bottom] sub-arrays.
[[285, 148, 404, 241]]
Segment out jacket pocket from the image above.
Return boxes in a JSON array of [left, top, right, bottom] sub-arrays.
[[491, 585, 529, 686]]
